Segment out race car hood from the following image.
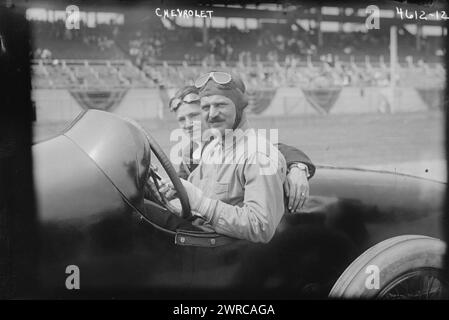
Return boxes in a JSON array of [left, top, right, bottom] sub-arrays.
[[33, 110, 152, 223]]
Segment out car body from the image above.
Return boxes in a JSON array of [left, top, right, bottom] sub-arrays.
[[33, 110, 446, 299]]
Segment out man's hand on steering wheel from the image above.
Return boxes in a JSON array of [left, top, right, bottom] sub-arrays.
[[145, 177, 182, 216], [158, 179, 178, 201], [159, 178, 209, 219], [142, 130, 192, 219]]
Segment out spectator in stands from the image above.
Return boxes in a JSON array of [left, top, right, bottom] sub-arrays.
[[41, 48, 52, 60], [34, 48, 42, 59]]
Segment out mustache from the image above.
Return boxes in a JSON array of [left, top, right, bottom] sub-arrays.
[[208, 116, 224, 123]]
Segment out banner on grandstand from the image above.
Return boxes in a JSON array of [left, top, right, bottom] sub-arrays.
[[416, 88, 445, 111], [302, 87, 342, 115], [69, 89, 128, 112], [247, 89, 277, 114]]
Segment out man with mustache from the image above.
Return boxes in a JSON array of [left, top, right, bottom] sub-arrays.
[[168, 85, 315, 212], [160, 72, 308, 243]]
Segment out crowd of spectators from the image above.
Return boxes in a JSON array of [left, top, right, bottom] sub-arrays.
[[127, 31, 165, 66], [29, 17, 445, 90], [142, 56, 445, 91], [31, 20, 125, 60], [32, 55, 445, 90], [31, 17, 444, 65]]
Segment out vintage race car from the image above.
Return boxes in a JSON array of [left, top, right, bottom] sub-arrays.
[[33, 110, 447, 299]]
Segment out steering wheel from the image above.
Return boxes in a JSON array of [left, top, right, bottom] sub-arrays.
[[144, 131, 192, 219]]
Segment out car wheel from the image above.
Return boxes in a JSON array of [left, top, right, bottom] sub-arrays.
[[329, 235, 448, 299]]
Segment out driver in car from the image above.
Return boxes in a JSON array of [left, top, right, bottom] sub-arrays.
[[159, 72, 302, 243], [168, 85, 315, 213]]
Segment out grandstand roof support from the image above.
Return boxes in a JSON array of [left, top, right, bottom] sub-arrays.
[[316, 8, 323, 47], [390, 25, 398, 112], [338, 8, 344, 33], [202, 18, 209, 45], [416, 25, 422, 52]]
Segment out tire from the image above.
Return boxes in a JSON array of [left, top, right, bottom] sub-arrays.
[[329, 235, 447, 299]]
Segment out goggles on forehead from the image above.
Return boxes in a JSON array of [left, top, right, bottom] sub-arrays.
[[169, 93, 200, 112], [194, 71, 233, 89]]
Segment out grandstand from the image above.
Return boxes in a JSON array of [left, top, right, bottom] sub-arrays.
[[32, 59, 155, 89], [32, 55, 445, 91], [28, 3, 446, 88], [21, 1, 446, 121]]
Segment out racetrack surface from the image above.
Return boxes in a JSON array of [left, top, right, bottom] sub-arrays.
[[33, 111, 446, 181]]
